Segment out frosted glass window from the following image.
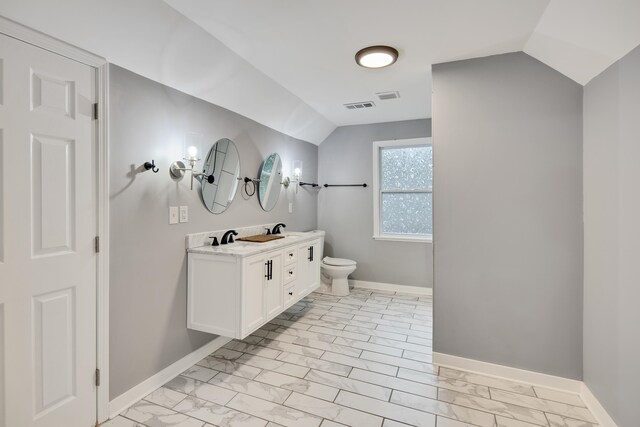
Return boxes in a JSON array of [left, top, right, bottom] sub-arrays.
[[375, 140, 432, 239], [382, 193, 432, 235], [381, 146, 432, 191]]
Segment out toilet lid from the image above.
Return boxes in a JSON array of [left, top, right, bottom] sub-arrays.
[[323, 257, 356, 266]]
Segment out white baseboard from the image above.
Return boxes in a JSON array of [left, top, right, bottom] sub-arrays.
[[350, 279, 432, 296], [581, 383, 618, 427], [109, 336, 231, 419], [432, 352, 582, 392], [433, 352, 618, 427]]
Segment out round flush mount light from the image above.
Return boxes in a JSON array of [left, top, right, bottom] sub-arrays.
[[355, 45, 399, 68]]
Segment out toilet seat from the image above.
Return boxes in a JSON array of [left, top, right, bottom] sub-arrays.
[[322, 257, 356, 267]]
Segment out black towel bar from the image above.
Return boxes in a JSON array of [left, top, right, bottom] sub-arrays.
[[323, 183, 367, 188]]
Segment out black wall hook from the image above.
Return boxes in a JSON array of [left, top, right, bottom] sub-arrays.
[[144, 160, 159, 173]]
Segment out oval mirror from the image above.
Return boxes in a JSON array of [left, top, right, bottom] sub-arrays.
[[258, 152, 283, 211], [200, 138, 241, 214]]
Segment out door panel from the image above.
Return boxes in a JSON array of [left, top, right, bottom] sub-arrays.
[[33, 288, 75, 416], [31, 70, 75, 118], [31, 134, 75, 256], [0, 33, 96, 427]]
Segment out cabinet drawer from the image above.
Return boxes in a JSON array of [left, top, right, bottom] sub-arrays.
[[284, 284, 296, 307], [284, 248, 298, 266], [284, 265, 297, 285]]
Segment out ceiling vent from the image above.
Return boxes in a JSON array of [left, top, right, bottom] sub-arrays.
[[344, 101, 376, 110], [376, 91, 400, 100]]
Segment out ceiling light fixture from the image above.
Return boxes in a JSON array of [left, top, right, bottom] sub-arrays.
[[355, 45, 399, 68]]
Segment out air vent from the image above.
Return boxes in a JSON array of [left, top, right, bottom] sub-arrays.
[[376, 91, 400, 100], [344, 101, 376, 110]]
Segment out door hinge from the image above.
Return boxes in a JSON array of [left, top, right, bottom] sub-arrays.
[[93, 103, 98, 120], [95, 368, 101, 387], [95, 236, 100, 253]]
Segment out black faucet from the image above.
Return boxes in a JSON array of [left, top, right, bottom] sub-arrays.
[[221, 230, 238, 244], [272, 223, 286, 234], [209, 235, 219, 246]]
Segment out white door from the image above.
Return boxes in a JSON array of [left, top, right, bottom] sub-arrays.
[[0, 34, 97, 427]]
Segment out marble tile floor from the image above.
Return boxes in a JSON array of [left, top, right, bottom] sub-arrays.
[[104, 289, 597, 427]]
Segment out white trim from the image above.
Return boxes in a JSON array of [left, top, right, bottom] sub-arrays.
[[350, 279, 432, 296], [432, 352, 582, 392], [96, 63, 110, 423], [581, 383, 619, 427], [373, 234, 432, 243], [108, 336, 231, 419], [0, 16, 111, 425], [372, 137, 432, 241], [433, 352, 619, 427], [0, 15, 104, 67]]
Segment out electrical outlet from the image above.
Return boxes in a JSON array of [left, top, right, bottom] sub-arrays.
[[169, 206, 178, 225], [179, 205, 189, 223]]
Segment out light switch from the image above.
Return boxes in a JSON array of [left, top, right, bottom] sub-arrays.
[[179, 205, 189, 223], [169, 206, 178, 225]]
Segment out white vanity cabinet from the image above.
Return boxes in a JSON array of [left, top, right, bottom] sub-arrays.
[[187, 231, 324, 339]]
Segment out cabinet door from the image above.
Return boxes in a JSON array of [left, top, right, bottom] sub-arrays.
[[296, 240, 322, 297], [307, 239, 322, 292], [265, 251, 284, 318], [243, 254, 267, 333], [296, 242, 311, 298]]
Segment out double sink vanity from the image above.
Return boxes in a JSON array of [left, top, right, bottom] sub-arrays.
[[186, 226, 324, 339], [177, 137, 324, 339]]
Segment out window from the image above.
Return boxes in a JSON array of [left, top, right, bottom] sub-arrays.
[[373, 138, 432, 242]]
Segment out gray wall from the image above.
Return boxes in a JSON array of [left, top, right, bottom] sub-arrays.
[[432, 52, 584, 379], [317, 120, 433, 288], [109, 65, 318, 399], [583, 45, 640, 427]]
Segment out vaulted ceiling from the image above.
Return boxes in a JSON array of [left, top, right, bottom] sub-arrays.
[[1, 0, 639, 144]]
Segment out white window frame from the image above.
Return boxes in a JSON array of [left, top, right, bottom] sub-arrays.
[[372, 137, 433, 243]]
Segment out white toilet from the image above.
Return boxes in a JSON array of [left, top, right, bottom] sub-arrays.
[[320, 257, 357, 296]]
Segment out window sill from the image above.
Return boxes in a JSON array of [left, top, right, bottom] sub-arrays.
[[373, 234, 433, 243]]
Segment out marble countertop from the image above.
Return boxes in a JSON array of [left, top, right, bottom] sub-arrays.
[[187, 230, 325, 258]]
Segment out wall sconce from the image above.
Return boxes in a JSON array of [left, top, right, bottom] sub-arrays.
[[290, 160, 303, 193], [292, 160, 303, 181], [169, 146, 214, 190]]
